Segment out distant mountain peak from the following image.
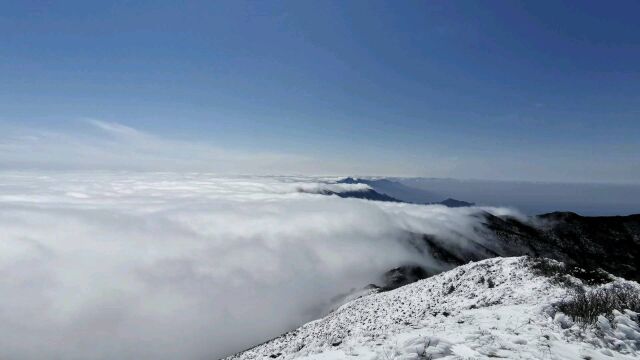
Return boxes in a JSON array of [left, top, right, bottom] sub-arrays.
[[335, 177, 475, 207], [337, 177, 360, 184], [439, 198, 475, 207], [327, 189, 402, 203]]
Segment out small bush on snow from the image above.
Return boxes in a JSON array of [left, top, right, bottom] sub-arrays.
[[557, 283, 640, 324], [445, 284, 455, 295]]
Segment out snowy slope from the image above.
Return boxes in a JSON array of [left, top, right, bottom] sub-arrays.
[[226, 257, 639, 360]]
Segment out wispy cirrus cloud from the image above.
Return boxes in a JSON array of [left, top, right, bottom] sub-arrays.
[[0, 119, 322, 174], [0, 118, 464, 176]]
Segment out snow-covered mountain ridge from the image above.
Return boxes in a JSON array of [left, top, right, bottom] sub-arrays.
[[226, 257, 639, 360]]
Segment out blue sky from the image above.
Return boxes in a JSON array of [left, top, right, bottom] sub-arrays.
[[1, 1, 639, 182]]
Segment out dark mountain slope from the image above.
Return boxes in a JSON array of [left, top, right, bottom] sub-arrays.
[[500, 212, 640, 280], [374, 212, 640, 290], [427, 211, 640, 282]]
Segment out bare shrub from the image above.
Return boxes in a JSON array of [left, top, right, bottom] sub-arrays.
[[445, 284, 455, 295], [557, 283, 640, 324]]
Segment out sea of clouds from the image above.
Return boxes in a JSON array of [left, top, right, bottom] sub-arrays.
[[0, 172, 520, 359]]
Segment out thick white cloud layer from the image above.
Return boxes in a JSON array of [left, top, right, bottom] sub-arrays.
[[0, 172, 519, 359]]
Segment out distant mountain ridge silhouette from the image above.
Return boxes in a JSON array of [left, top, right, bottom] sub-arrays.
[[336, 177, 475, 207]]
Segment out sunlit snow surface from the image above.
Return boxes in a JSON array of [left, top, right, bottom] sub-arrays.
[[228, 257, 640, 360], [0, 172, 519, 360]]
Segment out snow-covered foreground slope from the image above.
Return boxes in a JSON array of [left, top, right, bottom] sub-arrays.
[[227, 257, 639, 360]]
